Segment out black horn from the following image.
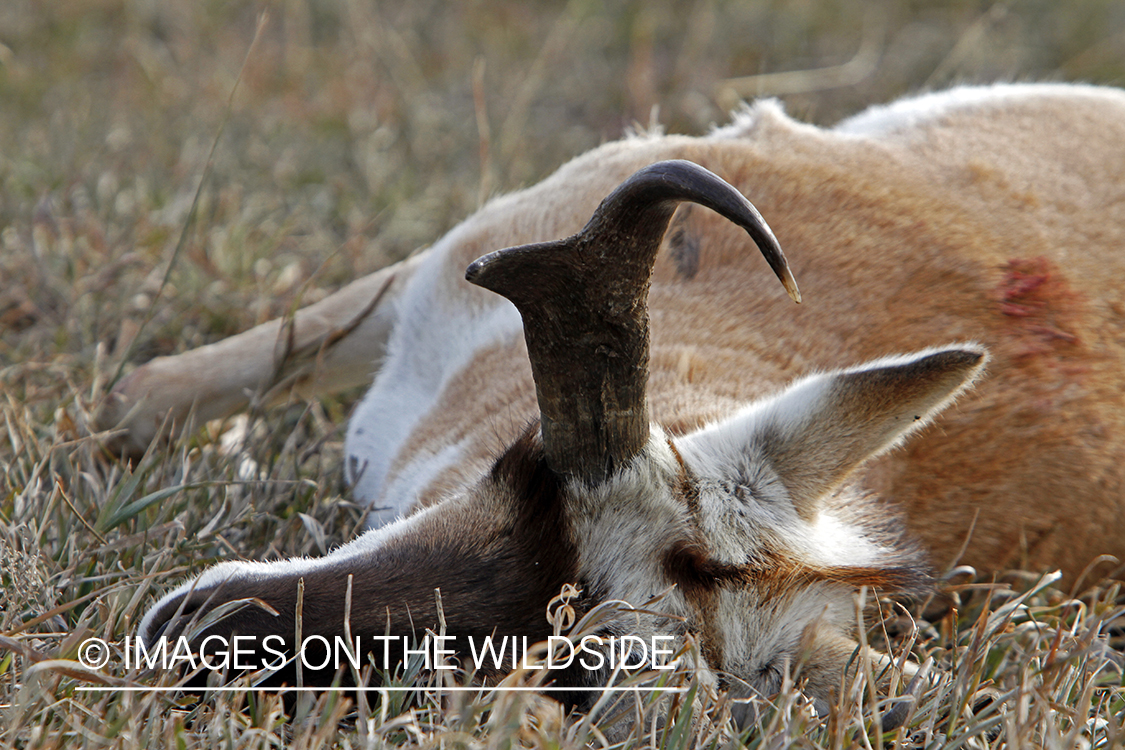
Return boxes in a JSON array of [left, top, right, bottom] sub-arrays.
[[465, 160, 799, 482]]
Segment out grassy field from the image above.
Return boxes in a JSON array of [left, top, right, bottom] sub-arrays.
[[2, 1, 1124, 747]]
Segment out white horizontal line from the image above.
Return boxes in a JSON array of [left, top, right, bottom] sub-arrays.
[[76, 685, 688, 693]]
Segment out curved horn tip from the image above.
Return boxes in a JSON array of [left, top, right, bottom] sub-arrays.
[[781, 269, 802, 304], [632, 160, 802, 304]]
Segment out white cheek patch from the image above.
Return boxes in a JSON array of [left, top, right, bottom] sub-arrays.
[[567, 431, 694, 613], [712, 583, 854, 685]]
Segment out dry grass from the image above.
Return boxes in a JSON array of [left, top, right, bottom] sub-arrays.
[[2, 1, 1124, 747]]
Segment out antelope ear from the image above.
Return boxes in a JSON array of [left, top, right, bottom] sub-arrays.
[[678, 346, 987, 519]]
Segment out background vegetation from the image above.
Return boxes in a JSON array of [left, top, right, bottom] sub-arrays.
[[2, 1, 1124, 747]]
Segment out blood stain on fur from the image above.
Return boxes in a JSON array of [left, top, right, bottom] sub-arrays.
[[996, 256, 1083, 361]]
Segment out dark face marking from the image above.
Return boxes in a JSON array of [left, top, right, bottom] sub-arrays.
[[145, 423, 588, 692], [664, 539, 931, 602]]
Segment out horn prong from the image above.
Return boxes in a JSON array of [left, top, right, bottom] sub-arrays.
[[466, 160, 798, 481]]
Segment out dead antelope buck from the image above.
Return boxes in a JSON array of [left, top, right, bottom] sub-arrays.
[[105, 83, 1125, 708]]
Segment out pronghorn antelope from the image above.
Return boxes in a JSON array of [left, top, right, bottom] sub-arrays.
[[108, 83, 1125, 709]]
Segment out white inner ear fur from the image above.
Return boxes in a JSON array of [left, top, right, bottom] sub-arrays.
[[675, 346, 986, 568]]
